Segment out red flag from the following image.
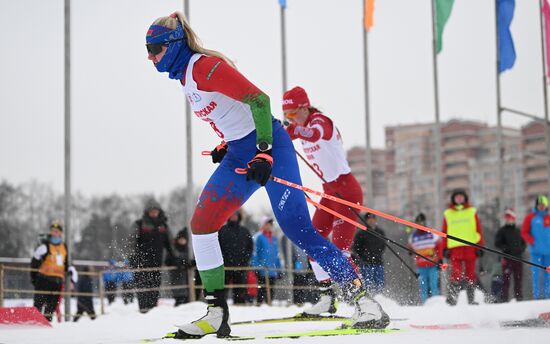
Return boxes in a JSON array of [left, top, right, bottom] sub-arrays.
[[543, 0, 550, 80]]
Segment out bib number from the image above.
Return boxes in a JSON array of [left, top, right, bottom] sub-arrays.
[[207, 119, 225, 139], [56, 254, 63, 266], [313, 163, 324, 178]]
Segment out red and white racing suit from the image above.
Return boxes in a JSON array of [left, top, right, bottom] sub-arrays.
[[287, 112, 363, 281]]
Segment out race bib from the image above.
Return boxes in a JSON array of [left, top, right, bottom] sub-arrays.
[[56, 254, 63, 266]]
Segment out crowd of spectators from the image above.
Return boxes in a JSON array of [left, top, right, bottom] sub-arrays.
[[29, 193, 550, 322]]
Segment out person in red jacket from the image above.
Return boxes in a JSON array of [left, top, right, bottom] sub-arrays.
[[442, 190, 484, 305], [282, 86, 363, 315]]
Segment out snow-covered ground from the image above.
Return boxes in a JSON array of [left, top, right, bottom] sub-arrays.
[[2, 293, 550, 344]]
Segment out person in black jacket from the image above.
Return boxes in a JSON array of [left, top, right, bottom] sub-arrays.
[[166, 228, 191, 306], [131, 199, 174, 313], [218, 211, 253, 304], [352, 213, 386, 295], [73, 266, 96, 322], [495, 208, 526, 301]]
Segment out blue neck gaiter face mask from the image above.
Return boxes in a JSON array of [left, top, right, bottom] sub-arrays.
[[146, 20, 194, 81], [50, 236, 62, 245]]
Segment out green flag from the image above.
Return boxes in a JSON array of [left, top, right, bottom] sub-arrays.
[[436, 0, 455, 53]]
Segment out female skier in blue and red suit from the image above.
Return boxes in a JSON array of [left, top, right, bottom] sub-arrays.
[[145, 11, 389, 339]]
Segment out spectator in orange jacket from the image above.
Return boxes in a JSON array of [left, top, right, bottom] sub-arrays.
[[30, 221, 77, 321], [442, 190, 484, 305]]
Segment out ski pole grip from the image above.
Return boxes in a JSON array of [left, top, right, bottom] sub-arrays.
[[546, 266, 550, 273], [440, 263, 448, 271], [201, 151, 212, 156], [235, 168, 247, 174]]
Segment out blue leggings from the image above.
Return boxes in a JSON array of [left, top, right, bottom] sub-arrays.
[[418, 266, 439, 303], [191, 120, 357, 284], [530, 252, 550, 299]]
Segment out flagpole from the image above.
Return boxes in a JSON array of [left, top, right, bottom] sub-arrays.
[[183, 0, 195, 302], [362, 0, 374, 207], [538, 0, 550, 193], [63, 0, 72, 321], [183, 0, 195, 228], [280, 3, 288, 93], [279, 1, 293, 290], [495, 0, 504, 218], [183, 0, 193, 227], [430, 0, 444, 229]]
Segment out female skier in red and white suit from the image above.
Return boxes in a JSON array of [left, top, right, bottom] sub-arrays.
[[283, 86, 364, 315]]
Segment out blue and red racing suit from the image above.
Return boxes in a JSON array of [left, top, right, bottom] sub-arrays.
[[184, 54, 357, 284]]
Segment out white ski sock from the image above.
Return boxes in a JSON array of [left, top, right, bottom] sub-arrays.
[[192, 232, 224, 271], [310, 260, 330, 282]]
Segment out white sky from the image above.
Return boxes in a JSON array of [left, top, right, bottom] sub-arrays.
[[0, 0, 544, 215]]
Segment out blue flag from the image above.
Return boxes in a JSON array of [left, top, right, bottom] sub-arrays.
[[279, 0, 286, 9], [497, 0, 516, 73]]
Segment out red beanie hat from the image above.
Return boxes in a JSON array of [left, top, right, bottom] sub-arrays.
[[282, 86, 310, 111], [504, 208, 516, 221]]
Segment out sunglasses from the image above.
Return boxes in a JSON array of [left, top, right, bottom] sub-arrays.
[[284, 112, 297, 119], [146, 38, 184, 55]]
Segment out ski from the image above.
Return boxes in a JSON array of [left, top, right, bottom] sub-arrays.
[[140, 333, 255, 342], [500, 312, 550, 328], [265, 327, 400, 339], [500, 319, 550, 328], [232, 313, 349, 325], [408, 319, 550, 330], [233, 313, 407, 326], [410, 323, 473, 330]]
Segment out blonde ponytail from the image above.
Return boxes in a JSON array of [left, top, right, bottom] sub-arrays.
[[173, 11, 236, 68]]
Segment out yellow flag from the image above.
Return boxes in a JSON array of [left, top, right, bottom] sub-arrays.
[[364, 0, 375, 31]]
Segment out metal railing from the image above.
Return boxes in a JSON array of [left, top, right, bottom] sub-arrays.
[[0, 263, 317, 319]]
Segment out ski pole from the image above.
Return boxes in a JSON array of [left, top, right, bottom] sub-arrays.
[[271, 173, 550, 273], [293, 149, 437, 274], [234, 168, 442, 271], [234, 168, 550, 273], [304, 195, 442, 273]]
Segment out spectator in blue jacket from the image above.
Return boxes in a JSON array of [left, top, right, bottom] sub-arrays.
[[118, 260, 134, 304], [103, 260, 119, 305], [251, 216, 282, 304], [521, 195, 550, 299], [103, 260, 134, 305]]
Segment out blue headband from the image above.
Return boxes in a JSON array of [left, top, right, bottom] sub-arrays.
[[146, 23, 185, 44], [146, 20, 194, 81]]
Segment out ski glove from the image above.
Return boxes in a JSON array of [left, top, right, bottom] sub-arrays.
[[210, 141, 228, 164], [246, 150, 273, 186]]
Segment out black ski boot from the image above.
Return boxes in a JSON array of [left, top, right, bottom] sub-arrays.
[[466, 283, 478, 305], [174, 289, 231, 339], [446, 282, 460, 306]]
